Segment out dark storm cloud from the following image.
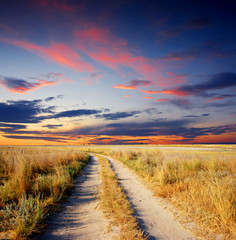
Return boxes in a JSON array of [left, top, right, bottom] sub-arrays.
[[0, 99, 106, 124], [3, 118, 235, 143], [182, 115, 200, 118], [179, 72, 236, 95], [183, 113, 209, 118], [50, 109, 103, 119], [64, 119, 192, 137], [96, 111, 141, 120], [42, 124, 63, 129], [61, 119, 236, 141], [0, 100, 51, 123], [0, 122, 27, 133]]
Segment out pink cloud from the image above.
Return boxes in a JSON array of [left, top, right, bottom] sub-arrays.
[[158, 72, 188, 87], [143, 96, 153, 99], [74, 27, 159, 79], [124, 95, 131, 98], [0, 78, 56, 94], [0, 72, 73, 94], [142, 90, 161, 94], [206, 96, 230, 103], [113, 79, 152, 90], [0, 37, 94, 72], [142, 89, 190, 97], [113, 84, 136, 90], [161, 89, 191, 96]]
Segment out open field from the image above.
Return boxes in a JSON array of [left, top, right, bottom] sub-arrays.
[[0, 144, 235, 240], [0, 146, 89, 239], [82, 145, 236, 239]]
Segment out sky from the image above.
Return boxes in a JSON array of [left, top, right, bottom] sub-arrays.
[[0, 0, 236, 145]]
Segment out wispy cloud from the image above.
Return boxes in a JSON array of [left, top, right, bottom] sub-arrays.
[[45, 95, 63, 102], [0, 37, 94, 72], [42, 124, 63, 129], [0, 76, 56, 93], [74, 26, 159, 79], [50, 109, 102, 119], [96, 111, 141, 120], [182, 113, 209, 118], [113, 79, 152, 90], [155, 98, 170, 102], [0, 122, 27, 134], [142, 72, 236, 98], [4, 135, 67, 143], [0, 72, 72, 94], [59, 119, 236, 141], [0, 99, 107, 124]]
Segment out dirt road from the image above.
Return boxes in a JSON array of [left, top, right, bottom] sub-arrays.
[[36, 154, 202, 240], [35, 155, 113, 240], [106, 155, 200, 240]]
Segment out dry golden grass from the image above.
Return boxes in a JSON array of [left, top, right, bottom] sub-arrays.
[[0, 146, 89, 239], [98, 155, 146, 240], [83, 145, 236, 239]]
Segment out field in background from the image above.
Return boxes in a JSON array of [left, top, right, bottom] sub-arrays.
[[0, 146, 89, 239], [82, 145, 236, 239]]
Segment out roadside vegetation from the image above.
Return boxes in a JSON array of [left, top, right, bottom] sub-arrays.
[[0, 146, 89, 239], [84, 146, 236, 239], [98, 155, 146, 240]]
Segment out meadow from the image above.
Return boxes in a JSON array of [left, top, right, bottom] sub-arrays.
[[0, 146, 89, 239], [83, 145, 236, 239], [0, 144, 235, 239]]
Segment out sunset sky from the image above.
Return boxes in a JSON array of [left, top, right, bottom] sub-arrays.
[[0, 0, 236, 145]]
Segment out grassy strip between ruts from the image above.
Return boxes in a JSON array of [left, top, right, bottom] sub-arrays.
[[0, 147, 90, 239], [97, 154, 147, 240]]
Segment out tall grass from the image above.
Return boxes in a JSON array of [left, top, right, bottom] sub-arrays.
[[110, 148, 236, 239], [0, 146, 89, 238]]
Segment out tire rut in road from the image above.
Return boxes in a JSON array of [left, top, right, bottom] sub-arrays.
[[105, 155, 201, 240], [35, 155, 113, 240]]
